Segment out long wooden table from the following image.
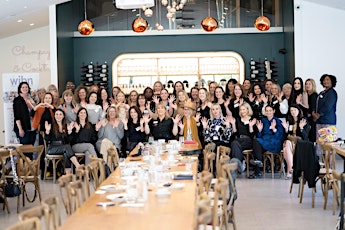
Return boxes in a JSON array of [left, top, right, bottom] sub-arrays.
[[59, 143, 199, 230]]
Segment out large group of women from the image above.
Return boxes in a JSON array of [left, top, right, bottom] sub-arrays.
[[13, 74, 337, 179]]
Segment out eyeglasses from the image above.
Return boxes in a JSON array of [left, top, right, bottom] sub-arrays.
[[108, 110, 116, 113], [66, 84, 75, 87]]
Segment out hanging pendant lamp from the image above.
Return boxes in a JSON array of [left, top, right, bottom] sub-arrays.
[[132, 10, 148, 33], [78, 0, 95, 35], [254, 0, 270, 31], [201, 0, 218, 32]]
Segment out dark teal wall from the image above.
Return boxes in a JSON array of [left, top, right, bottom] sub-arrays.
[[72, 32, 285, 87], [282, 0, 295, 82]]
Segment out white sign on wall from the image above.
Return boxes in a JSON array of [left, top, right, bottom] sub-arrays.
[[2, 73, 40, 144]]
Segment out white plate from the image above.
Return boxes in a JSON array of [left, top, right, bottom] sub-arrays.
[[100, 184, 127, 193], [169, 183, 185, 190], [106, 193, 126, 203]]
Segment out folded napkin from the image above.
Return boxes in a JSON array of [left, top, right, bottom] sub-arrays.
[[183, 140, 196, 144]]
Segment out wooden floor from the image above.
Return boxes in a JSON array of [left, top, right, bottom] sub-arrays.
[[0, 162, 339, 230]]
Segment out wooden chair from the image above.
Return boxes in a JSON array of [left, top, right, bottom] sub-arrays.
[[107, 147, 119, 172], [7, 217, 41, 230], [198, 170, 213, 196], [331, 170, 341, 215], [15, 145, 44, 213], [263, 150, 285, 179], [216, 146, 230, 177], [41, 132, 65, 183], [67, 180, 86, 214], [88, 155, 106, 189], [320, 143, 337, 211], [42, 196, 62, 230], [242, 149, 253, 178], [58, 174, 75, 215], [0, 151, 10, 213], [203, 143, 216, 174], [221, 162, 238, 230], [18, 205, 48, 230], [75, 165, 90, 198], [212, 177, 229, 229], [196, 201, 213, 230]]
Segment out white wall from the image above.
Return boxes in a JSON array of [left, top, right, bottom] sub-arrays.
[[294, 0, 345, 137], [0, 26, 51, 143]]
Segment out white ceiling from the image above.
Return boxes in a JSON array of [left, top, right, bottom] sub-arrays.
[[0, 0, 344, 39], [0, 0, 71, 39]]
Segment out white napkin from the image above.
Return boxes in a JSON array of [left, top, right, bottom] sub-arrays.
[[119, 203, 145, 208]]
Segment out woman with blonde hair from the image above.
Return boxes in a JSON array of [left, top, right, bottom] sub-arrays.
[[305, 78, 318, 142], [59, 89, 78, 124], [177, 101, 201, 148], [171, 90, 189, 116], [146, 103, 179, 141], [96, 106, 124, 161], [262, 83, 288, 119]]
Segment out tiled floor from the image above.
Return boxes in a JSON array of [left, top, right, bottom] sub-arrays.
[[0, 164, 339, 230]]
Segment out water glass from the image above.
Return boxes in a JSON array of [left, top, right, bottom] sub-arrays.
[[148, 136, 154, 143], [126, 182, 138, 204], [179, 136, 185, 144]]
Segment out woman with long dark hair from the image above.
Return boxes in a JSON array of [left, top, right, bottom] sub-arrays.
[[13, 81, 36, 145], [44, 109, 81, 174]]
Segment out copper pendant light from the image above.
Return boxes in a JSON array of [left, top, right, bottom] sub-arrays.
[[132, 17, 148, 33], [201, 0, 217, 32], [254, 0, 270, 31], [78, 0, 94, 35]]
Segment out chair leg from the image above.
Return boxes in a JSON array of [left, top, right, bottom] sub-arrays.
[[44, 158, 49, 180], [324, 182, 329, 210], [270, 154, 274, 179], [231, 208, 236, 230], [299, 177, 305, 204], [312, 187, 316, 208], [246, 157, 250, 178], [53, 160, 57, 184], [289, 178, 294, 194]]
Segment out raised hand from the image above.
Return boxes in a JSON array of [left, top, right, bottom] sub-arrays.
[[270, 119, 277, 130], [142, 114, 151, 124], [152, 95, 160, 104], [201, 117, 208, 128], [178, 121, 184, 130], [248, 93, 255, 102], [193, 112, 201, 123], [299, 118, 307, 130], [261, 94, 268, 104], [74, 122, 81, 133], [224, 97, 230, 107], [172, 114, 182, 124], [73, 104, 80, 114], [282, 120, 289, 130], [67, 122, 74, 133], [239, 98, 244, 106], [168, 95, 176, 104], [223, 115, 232, 127], [256, 120, 263, 132], [296, 94, 302, 104], [45, 121, 51, 133], [249, 118, 257, 127]]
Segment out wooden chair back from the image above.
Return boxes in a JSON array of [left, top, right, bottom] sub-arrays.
[[198, 170, 213, 195], [89, 155, 105, 189], [212, 177, 229, 229], [16, 145, 45, 210], [107, 147, 119, 172], [216, 146, 230, 177], [58, 174, 75, 215], [203, 143, 216, 173], [42, 196, 62, 230], [7, 217, 41, 230], [67, 180, 86, 214], [196, 202, 212, 229], [0, 151, 10, 213], [18, 205, 48, 230], [75, 165, 90, 197]]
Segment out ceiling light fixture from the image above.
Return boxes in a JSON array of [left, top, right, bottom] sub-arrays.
[[132, 10, 148, 33], [254, 0, 270, 31], [201, 0, 218, 32], [78, 0, 95, 35]]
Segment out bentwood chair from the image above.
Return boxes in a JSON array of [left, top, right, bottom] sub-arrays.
[[198, 171, 213, 196], [287, 135, 301, 195], [41, 132, 65, 184], [221, 163, 238, 230], [107, 147, 119, 172], [58, 174, 75, 215], [67, 180, 86, 214], [18, 205, 48, 230], [0, 150, 10, 213], [42, 196, 62, 230], [242, 149, 253, 178], [75, 165, 90, 198], [263, 150, 285, 179], [89, 155, 106, 189], [216, 146, 231, 177], [15, 145, 44, 213], [7, 217, 41, 230], [212, 178, 229, 229]]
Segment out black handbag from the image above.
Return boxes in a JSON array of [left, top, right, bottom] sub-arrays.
[[47, 144, 65, 155], [5, 147, 21, 197], [5, 182, 21, 197]]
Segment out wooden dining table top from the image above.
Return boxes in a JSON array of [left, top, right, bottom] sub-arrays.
[[58, 142, 200, 230]]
